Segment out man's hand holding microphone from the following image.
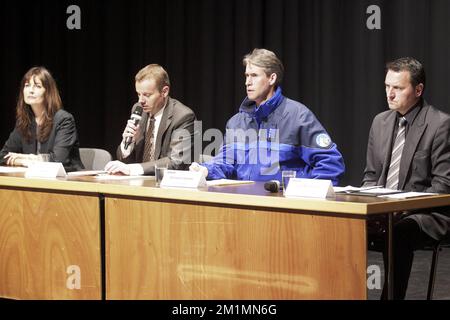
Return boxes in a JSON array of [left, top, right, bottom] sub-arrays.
[[104, 103, 144, 176], [123, 103, 143, 150]]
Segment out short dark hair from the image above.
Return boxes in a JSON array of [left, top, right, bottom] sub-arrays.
[[386, 57, 426, 92]]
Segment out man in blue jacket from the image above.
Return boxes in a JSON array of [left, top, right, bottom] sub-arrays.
[[190, 48, 345, 185]]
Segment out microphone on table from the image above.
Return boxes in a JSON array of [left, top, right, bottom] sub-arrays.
[[124, 103, 143, 150], [264, 180, 280, 193]]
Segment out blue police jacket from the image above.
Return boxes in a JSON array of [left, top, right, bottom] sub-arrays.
[[202, 87, 345, 185]]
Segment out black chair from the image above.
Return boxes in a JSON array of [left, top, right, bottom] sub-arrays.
[[423, 239, 450, 300], [368, 218, 450, 300]]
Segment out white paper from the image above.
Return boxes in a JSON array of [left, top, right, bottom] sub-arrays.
[[93, 174, 154, 180], [0, 166, 28, 173], [206, 179, 254, 187], [67, 170, 108, 177], [334, 185, 384, 193], [379, 192, 438, 199], [359, 188, 400, 195]]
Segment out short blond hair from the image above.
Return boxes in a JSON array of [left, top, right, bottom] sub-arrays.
[[243, 49, 284, 86], [135, 64, 170, 92]]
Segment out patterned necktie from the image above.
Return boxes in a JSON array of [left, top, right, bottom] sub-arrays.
[[143, 115, 156, 162], [385, 117, 407, 190]]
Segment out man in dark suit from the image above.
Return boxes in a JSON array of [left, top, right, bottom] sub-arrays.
[[363, 57, 450, 299], [105, 64, 197, 175]]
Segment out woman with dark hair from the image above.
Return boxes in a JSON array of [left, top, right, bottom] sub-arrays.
[[0, 66, 84, 171]]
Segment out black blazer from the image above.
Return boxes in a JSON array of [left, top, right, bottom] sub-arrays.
[[0, 109, 84, 172], [116, 97, 198, 174], [362, 100, 450, 240]]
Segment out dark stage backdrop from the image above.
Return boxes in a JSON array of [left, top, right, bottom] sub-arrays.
[[1, 0, 449, 186]]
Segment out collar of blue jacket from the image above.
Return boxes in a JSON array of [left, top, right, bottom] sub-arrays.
[[240, 86, 284, 126]]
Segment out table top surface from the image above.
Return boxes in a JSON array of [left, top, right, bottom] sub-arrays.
[[1, 171, 450, 215]]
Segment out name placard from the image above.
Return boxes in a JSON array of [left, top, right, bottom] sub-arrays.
[[160, 170, 206, 188], [25, 162, 67, 178], [284, 178, 335, 199]]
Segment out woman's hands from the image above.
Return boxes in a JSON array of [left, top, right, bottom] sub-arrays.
[[4, 152, 39, 167]]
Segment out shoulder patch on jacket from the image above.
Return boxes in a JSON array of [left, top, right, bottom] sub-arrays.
[[315, 133, 331, 148]]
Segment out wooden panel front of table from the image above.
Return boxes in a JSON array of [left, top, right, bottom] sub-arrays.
[[0, 186, 101, 299], [106, 196, 366, 299], [102, 181, 450, 300]]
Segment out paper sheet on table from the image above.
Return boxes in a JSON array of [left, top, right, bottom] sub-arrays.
[[334, 185, 362, 192], [379, 192, 438, 199], [67, 170, 108, 177], [358, 188, 401, 195], [93, 174, 154, 180], [333, 185, 384, 193], [0, 166, 28, 173], [206, 179, 254, 187], [334, 186, 401, 196]]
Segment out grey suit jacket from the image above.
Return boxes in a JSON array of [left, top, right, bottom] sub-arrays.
[[0, 109, 84, 172], [116, 97, 198, 174], [362, 100, 450, 240]]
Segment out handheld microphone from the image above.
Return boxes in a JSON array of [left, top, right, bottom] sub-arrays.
[[264, 180, 280, 193], [124, 103, 143, 150]]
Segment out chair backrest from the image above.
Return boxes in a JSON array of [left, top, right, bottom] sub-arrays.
[[79, 148, 112, 170]]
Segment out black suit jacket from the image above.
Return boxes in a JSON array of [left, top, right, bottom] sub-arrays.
[[116, 97, 198, 174], [362, 100, 450, 240], [0, 109, 84, 172]]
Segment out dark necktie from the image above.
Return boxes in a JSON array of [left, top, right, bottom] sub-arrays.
[[385, 117, 407, 190], [143, 116, 156, 162]]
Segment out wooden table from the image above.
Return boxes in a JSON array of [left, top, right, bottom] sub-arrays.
[[1, 172, 450, 299], [0, 174, 101, 299]]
